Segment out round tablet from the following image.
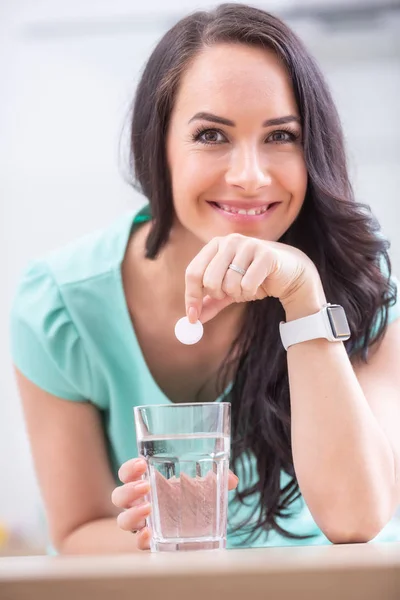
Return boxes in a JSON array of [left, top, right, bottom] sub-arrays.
[[174, 316, 204, 345]]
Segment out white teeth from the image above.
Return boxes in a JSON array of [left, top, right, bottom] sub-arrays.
[[216, 203, 269, 216]]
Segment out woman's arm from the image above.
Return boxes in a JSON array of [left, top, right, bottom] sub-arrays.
[[182, 231, 399, 543], [14, 368, 140, 554], [282, 284, 400, 544], [57, 517, 143, 554]]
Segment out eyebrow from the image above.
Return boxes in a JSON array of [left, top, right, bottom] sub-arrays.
[[188, 112, 301, 127]]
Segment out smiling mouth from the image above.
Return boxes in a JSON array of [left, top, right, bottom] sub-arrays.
[[209, 201, 279, 216]]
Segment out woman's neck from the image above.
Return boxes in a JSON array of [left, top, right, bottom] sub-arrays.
[[155, 220, 206, 309]]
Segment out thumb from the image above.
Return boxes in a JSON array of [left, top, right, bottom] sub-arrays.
[[199, 295, 235, 324]]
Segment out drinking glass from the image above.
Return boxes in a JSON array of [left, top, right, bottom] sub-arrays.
[[134, 402, 231, 552]]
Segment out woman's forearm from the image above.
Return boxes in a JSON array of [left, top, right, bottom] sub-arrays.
[[58, 517, 141, 554], [282, 283, 396, 544]]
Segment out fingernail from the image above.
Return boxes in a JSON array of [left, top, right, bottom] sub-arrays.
[[188, 306, 198, 323], [135, 459, 147, 469]]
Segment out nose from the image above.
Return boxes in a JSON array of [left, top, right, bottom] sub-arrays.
[[225, 144, 272, 193]]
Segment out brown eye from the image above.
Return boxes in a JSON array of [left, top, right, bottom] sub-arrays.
[[268, 130, 299, 144], [192, 128, 226, 145], [203, 130, 220, 143]]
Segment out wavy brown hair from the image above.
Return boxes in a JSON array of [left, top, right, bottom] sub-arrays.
[[129, 3, 397, 542]]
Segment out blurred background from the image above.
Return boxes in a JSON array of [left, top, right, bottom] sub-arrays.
[[1, 0, 399, 555]]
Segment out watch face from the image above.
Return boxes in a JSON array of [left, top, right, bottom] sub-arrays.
[[327, 305, 351, 339]]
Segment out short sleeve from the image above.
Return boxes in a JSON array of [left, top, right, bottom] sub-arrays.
[[387, 275, 400, 326], [10, 260, 92, 401]]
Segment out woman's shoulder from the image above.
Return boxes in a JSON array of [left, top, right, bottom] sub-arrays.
[[387, 273, 400, 325], [43, 210, 138, 288], [9, 209, 141, 401], [377, 255, 400, 327], [10, 255, 92, 400]]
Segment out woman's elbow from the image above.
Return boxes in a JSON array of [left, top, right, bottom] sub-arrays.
[[321, 515, 387, 545]]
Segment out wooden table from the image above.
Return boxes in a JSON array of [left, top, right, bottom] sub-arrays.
[[1, 543, 399, 600]]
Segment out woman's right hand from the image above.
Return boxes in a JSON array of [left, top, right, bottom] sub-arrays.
[[112, 458, 152, 550], [112, 457, 240, 551]]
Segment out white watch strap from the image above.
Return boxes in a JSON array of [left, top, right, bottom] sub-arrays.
[[279, 306, 332, 351]]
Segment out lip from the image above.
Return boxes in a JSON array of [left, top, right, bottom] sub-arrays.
[[208, 200, 281, 221]]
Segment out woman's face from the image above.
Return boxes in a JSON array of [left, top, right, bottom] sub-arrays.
[[166, 43, 308, 244]]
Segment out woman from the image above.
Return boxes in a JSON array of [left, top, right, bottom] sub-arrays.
[[11, 3, 400, 554]]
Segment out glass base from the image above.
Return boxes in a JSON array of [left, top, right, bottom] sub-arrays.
[[151, 537, 226, 552]]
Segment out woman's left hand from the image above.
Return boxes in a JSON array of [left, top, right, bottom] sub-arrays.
[[185, 233, 325, 324]]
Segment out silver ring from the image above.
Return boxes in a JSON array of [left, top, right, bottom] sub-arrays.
[[228, 263, 246, 276]]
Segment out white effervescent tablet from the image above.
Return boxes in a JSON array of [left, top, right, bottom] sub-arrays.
[[174, 316, 204, 345]]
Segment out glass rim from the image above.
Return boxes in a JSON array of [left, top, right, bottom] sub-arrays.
[[133, 402, 231, 411]]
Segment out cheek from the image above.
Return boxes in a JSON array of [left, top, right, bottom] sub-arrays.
[[276, 152, 308, 199], [169, 143, 307, 212], [170, 152, 220, 199]]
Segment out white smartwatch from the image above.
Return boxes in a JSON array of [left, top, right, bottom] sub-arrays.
[[279, 303, 351, 351]]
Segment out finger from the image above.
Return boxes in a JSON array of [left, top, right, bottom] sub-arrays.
[[116, 502, 152, 532], [222, 242, 255, 300], [202, 240, 238, 301], [185, 238, 219, 323], [136, 527, 152, 551], [112, 480, 150, 509], [118, 458, 147, 484], [240, 250, 274, 300], [228, 471, 239, 490], [199, 294, 235, 325]]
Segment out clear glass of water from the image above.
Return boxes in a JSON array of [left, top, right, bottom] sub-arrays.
[[134, 402, 231, 552]]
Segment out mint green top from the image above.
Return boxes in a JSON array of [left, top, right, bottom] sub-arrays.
[[10, 205, 400, 548]]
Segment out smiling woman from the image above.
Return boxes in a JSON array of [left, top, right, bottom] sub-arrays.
[[10, 3, 400, 554]]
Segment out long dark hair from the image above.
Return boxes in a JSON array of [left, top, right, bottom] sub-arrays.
[[129, 3, 397, 541]]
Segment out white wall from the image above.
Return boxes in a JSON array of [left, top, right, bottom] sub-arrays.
[[1, 0, 399, 548]]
